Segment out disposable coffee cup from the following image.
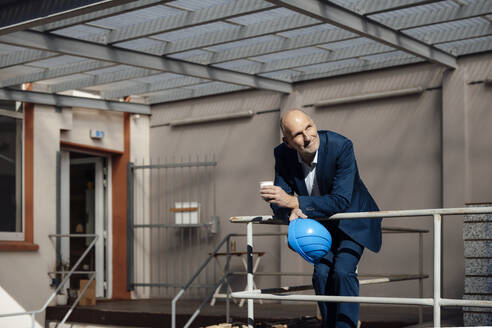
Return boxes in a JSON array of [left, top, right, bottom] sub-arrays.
[[260, 181, 274, 200], [260, 181, 274, 189]]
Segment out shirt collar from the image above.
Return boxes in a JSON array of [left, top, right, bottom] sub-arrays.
[[297, 150, 318, 167]]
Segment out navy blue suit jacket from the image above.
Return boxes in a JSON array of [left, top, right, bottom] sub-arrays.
[[272, 130, 382, 253]]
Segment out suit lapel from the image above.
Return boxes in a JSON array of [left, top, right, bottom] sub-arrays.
[[315, 132, 327, 194], [294, 168, 308, 195]]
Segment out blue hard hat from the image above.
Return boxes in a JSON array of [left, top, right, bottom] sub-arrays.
[[288, 218, 332, 265]]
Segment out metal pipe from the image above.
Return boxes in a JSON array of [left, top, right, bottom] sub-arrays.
[[433, 214, 441, 327], [169, 110, 254, 127], [313, 87, 424, 108], [183, 274, 228, 328], [59, 273, 96, 325], [232, 291, 434, 306], [418, 231, 424, 324], [171, 289, 185, 328], [247, 222, 254, 328], [132, 161, 217, 169], [225, 235, 231, 323], [229, 207, 492, 222]]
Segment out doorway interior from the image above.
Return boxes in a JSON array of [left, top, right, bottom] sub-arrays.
[[60, 150, 111, 298]]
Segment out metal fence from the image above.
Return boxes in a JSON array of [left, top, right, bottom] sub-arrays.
[[127, 156, 218, 298], [230, 207, 492, 328]]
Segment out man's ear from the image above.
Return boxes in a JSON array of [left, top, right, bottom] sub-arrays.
[[282, 136, 293, 149]]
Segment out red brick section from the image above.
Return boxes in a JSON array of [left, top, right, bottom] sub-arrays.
[[0, 83, 38, 251], [111, 112, 131, 299]]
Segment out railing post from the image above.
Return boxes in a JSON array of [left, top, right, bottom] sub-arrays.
[[433, 214, 441, 327], [226, 235, 231, 323], [247, 222, 254, 328], [418, 231, 424, 324]]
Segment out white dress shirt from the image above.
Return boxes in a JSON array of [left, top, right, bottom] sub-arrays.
[[297, 151, 320, 196]]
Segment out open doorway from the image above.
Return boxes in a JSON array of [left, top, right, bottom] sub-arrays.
[[60, 150, 111, 298]]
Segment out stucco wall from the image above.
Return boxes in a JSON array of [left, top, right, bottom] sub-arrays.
[[0, 105, 130, 326]]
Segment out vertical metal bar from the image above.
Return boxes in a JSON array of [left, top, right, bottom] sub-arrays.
[[226, 235, 231, 323], [180, 156, 184, 291], [418, 231, 424, 324], [188, 155, 192, 297], [149, 158, 153, 296], [197, 155, 202, 297], [247, 222, 254, 328], [127, 162, 134, 291], [433, 214, 441, 327], [56, 151, 61, 278], [165, 157, 169, 296], [31, 312, 35, 328], [173, 156, 177, 294], [158, 157, 162, 296]]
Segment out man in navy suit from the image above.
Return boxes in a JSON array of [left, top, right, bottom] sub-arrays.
[[260, 109, 382, 328]]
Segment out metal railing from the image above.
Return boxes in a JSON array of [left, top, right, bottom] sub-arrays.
[[0, 234, 98, 328], [229, 207, 492, 328], [172, 227, 427, 327]]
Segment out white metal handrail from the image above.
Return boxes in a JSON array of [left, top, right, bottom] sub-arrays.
[[229, 207, 492, 328], [0, 234, 98, 328]]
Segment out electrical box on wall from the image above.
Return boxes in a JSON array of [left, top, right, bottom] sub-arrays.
[[173, 202, 200, 225], [90, 129, 104, 140]]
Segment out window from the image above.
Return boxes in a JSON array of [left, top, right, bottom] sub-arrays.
[[0, 101, 23, 240]]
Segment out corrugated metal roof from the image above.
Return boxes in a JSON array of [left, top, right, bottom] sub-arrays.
[[0, 0, 490, 105]]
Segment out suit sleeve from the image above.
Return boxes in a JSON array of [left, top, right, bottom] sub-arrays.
[[270, 147, 294, 223], [298, 139, 356, 218]]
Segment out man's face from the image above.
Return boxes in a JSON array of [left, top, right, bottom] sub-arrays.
[[282, 111, 320, 160]]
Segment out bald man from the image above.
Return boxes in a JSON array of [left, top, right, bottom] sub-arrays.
[[260, 109, 382, 328]]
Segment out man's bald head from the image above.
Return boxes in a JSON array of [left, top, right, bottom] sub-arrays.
[[280, 109, 319, 164]]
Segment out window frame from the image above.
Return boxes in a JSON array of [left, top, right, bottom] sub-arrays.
[[0, 108, 24, 241], [0, 101, 38, 251]]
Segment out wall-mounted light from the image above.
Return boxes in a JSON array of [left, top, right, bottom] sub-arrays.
[[90, 129, 104, 140], [313, 87, 424, 108]]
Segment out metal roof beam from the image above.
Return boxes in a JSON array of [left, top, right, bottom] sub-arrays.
[[34, 0, 167, 32], [0, 61, 114, 88], [148, 84, 248, 105], [81, 0, 275, 44], [0, 88, 151, 114], [48, 67, 160, 93], [161, 14, 319, 55], [235, 20, 492, 75], [101, 76, 206, 99], [265, 0, 456, 68], [0, 49, 58, 68], [354, 0, 443, 16], [384, 0, 492, 30], [0, 31, 292, 94], [177, 0, 491, 65], [0, 0, 137, 35]]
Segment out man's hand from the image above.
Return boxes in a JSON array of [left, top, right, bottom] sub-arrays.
[[289, 208, 307, 221], [260, 185, 299, 209]]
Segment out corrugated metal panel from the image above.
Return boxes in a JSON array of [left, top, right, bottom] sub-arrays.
[[153, 21, 234, 41], [26, 55, 87, 68], [169, 0, 231, 11], [90, 4, 182, 29]]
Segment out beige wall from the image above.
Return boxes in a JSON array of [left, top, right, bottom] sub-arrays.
[[60, 107, 124, 151], [149, 52, 492, 301], [0, 105, 129, 326]]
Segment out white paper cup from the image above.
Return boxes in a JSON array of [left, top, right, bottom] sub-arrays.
[[259, 181, 274, 189]]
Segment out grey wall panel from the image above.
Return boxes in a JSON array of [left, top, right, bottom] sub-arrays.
[[150, 104, 283, 297], [466, 83, 492, 203]]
